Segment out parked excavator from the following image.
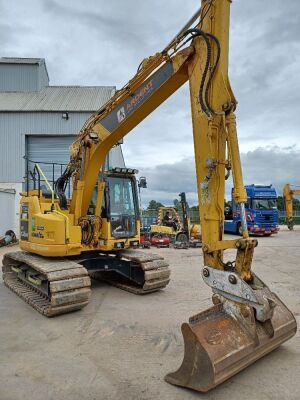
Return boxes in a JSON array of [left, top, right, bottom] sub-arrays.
[[283, 183, 300, 230], [2, 0, 296, 393]]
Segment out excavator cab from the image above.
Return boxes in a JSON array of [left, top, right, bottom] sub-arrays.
[[103, 169, 140, 239], [85, 167, 141, 247]]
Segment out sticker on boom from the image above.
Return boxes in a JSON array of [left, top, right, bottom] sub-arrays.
[[117, 107, 126, 123]]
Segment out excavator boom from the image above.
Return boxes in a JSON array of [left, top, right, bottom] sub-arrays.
[[2, 0, 296, 393]]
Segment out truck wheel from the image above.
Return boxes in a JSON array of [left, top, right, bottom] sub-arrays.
[[237, 223, 243, 236], [176, 233, 188, 243]]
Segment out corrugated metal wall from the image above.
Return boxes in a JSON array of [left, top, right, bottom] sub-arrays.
[[26, 135, 76, 186], [38, 62, 49, 89], [0, 64, 46, 92], [0, 112, 125, 182], [26, 136, 125, 196], [27, 135, 75, 164], [0, 86, 115, 112], [0, 112, 92, 182], [0, 61, 122, 234]]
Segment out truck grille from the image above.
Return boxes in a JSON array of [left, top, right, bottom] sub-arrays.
[[256, 213, 275, 226]]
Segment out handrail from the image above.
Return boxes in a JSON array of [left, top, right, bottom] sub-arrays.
[[53, 210, 70, 243], [35, 163, 55, 209], [24, 156, 68, 167]]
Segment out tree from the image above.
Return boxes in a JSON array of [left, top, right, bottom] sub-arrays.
[[147, 200, 165, 210], [173, 199, 181, 210], [277, 196, 284, 211], [173, 197, 190, 211], [277, 196, 300, 211], [294, 198, 300, 211]]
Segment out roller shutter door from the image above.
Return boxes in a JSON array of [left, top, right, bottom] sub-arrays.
[[26, 135, 75, 197], [27, 135, 75, 165], [26, 135, 125, 184]]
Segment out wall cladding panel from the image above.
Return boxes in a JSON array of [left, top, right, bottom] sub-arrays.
[[0, 112, 91, 182]]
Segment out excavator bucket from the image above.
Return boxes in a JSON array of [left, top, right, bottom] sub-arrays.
[[165, 292, 296, 392]]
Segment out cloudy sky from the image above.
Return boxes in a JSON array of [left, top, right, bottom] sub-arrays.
[[1, 0, 300, 206]]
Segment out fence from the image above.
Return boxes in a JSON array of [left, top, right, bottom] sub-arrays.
[[141, 208, 200, 227], [279, 210, 300, 224], [142, 209, 300, 227]]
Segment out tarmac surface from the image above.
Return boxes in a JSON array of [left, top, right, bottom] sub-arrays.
[[0, 226, 299, 400]]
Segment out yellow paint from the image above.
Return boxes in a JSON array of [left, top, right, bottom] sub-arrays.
[[20, 0, 257, 280], [283, 184, 300, 230], [150, 206, 201, 240]]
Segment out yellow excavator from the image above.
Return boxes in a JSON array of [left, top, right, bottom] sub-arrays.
[[2, 0, 296, 393], [283, 183, 300, 230]]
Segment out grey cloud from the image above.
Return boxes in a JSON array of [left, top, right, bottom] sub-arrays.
[[0, 23, 19, 47], [241, 146, 300, 193], [138, 146, 300, 206], [42, 0, 118, 26], [1, 0, 299, 186], [229, 0, 300, 144], [142, 157, 197, 193], [41, 0, 149, 49]]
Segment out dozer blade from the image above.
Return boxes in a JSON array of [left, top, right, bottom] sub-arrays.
[[165, 294, 296, 392]]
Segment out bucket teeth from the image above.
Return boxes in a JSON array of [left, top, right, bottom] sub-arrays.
[[165, 296, 297, 392]]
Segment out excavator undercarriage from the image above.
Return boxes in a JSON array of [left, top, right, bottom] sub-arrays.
[[3, 249, 170, 316]]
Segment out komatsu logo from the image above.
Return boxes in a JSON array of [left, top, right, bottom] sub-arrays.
[[117, 107, 126, 123]]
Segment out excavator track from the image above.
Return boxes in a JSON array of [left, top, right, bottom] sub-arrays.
[[2, 249, 170, 316], [2, 251, 91, 317], [90, 249, 171, 294]]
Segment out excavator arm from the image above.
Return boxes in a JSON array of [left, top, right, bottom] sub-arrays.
[[11, 0, 296, 392], [283, 183, 300, 230], [55, 2, 296, 391], [67, 48, 192, 219], [60, 0, 254, 282], [53, 1, 296, 391]]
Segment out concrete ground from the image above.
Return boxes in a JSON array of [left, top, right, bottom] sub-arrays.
[[0, 227, 299, 400]]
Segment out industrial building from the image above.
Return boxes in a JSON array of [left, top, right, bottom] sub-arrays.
[[0, 57, 125, 235]]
